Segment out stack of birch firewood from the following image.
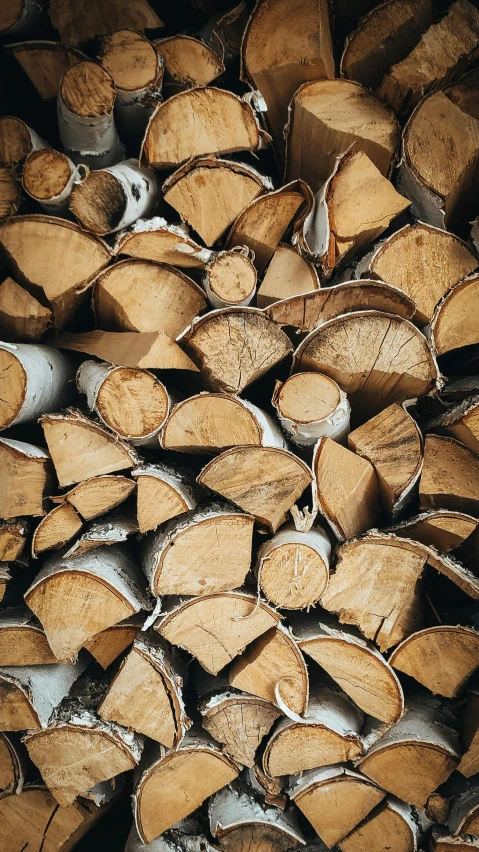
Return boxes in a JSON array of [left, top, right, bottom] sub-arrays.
[[1, 0, 479, 850]]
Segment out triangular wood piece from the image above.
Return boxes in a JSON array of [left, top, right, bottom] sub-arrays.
[[54, 474, 136, 521], [31, 504, 82, 557], [257, 243, 320, 308], [431, 396, 479, 454], [84, 614, 142, 669], [338, 798, 419, 852], [0, 606, 58, 666], [133, 464, 197, 533], [420, 434, 479, 515], [52, 330, 199, 372], [389, 509, 478, 552], [431, 275, 479, 356], [389, 624, 479, 698], [199, 688, 280, 768], [0, 438, 54, 519], [0, 277, 52, 342], [8, 41, 85, 99], [48, 0, 163, 45]]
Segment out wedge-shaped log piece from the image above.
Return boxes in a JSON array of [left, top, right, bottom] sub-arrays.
[[163, 158, 271, 246], [63, 510, 138, 558], [286, 79, 399, 190], [142, 87, 263, 169], [389, 510, 478, 553], [70, 160, 158, 236], [257, 243, 320, 308], [358, 701, 460, 807], [263, 686, 363, 777], [431, 397, 479, 455], [294, 311, 439, 420], [0, 277, 51, 342], [0, 438, 53, 519], [229, 624, 309, 716], [133, 730, 240, 843], [48, 0, 162, 46], [273, 373, 350, 448], [23, 149, 81, 217], [183, 308, 292, 394], [98, 633, 190, 747], [204, 250, 257, 309], [0, 215, 111, 330], [389, 624, 479, 698], [199, 687, 281, 767], [431, 827, 479, 852], [84, 614, 142, 669], [420, 435, 479, 516], [0, 342, 73, 431], [348, 403, 423, 518], [0, 659, 85, 731], [198, 446, 312, 532], [340, 0, 433, 91], [448, 783, 479, 836], [431, 276, 479, 357], [114, 217, 213, 268], [289, 766, 386, 848], [155, 592, 281, 675], [241, 0, 334, 153], [0, 519, 27, 561], [0, 117, 46, 168], [142, 503, 254, 597], [459, 691, 479, 777], [134, 465, 198, 534], [360, 223, 478, 325], [338, 798, 419, 852], [8, 41, 84, 100], [42, 411, 137, 488], [445, 67, 479, 119], [25, 545, 150, 659], [54, 474, 135, 522], [0, 606, 58, 665], [209, 782, 305, 850], [0, 166, 20, 219], [256, 523, 331, 609], [378, 0, 479, 114], [54, 330, 198, 372], [156, 35, 224, 93], [313, 438, 381, 540], [292, 612, 403, 723], [0, 732, 26, 794], [31, 504, 82, 557]]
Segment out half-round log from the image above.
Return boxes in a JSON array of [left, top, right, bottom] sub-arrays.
[[31, 504, 82, 557], [431, 275, 479, 356], [156, 34, 225, 92], [113, 217, 213, 268], [0, 606, 58, 665], [133, 464, 197, 533], [389, 625, 479, 698], [420, 434, 479, 516]]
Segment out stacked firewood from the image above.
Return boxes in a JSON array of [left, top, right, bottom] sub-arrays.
[[1, 0, 479, 850]]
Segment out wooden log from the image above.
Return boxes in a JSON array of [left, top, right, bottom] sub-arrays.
[[0, 437, 54, 519], [289, 766, 386, 848], [98, 632, 190, 747], [389, 624, 479, 698], [155, 591, 281, 675], [53, 330, 199, 372], [163, 158, 271, 247], [8, 40, 85, 100], [133, 464, 198, 533], [340, 0, 433, 91], [431, 827, 479, 852], [53, 474, 136, 521], [199, 686, 280, 767], [273, 373, 350, 448], [255, 523, 331, 609], [378, 1, 479, 114], [420, 434, 479, 516], [0, 519, 27, 561], [256, 243, 320, 308], [155, 35, 225, 94], [24, 544, 150, 659], [431, 275, 479, 357], [294, 310, 440, 421], [249, 763, 286, 810], [133, 730, 240, 843], [209, 782, 305, 850], [430, 397, 479, 455], [113, 217, 213, 268], [141, 503, 254, 597], [0, 0, 44, 36], [348, 403, 423, 518], [357, 223, 478, 326], [286, 79, 399, 191], [84, 613, 142, 669], [229, 624, 309, 717], [31, 504, 82, 557], [48, 0, 162, 46], [22, 149, 82, 216], [42, 410, 138, 488], [125, 820, 220, 852], [445, 67, 479, 120], [448, 783, 479, 836], [63, 510, 138, 558], [0, 215, 111, 330], [77, 360, 170, 447], [141, 87, 265, 170], [291, 612, 404, 723], [0, 732, 26, 794], [204, 250, 257, 309], [199, 1, 249, 64], [263, 686, 364, 777], [0, 342, 73, 431], [198, 446, 313, 532], [388, 510, 478, 553], [0, 658, 85, 730], [0, 166, 20, 219], [92, 258, 207, 339], [313, 438, 381, 540], [338, 798, 419, 852], [458, 691, 479, 778], [358, 701, 460, 807], [0, 605, 58, 665], [182, 307, 292, 394], [0, 116, 47, 168], [0, 277, 51, 342]]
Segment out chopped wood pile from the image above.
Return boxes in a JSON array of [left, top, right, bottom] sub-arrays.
[[1, 0, 479, 850]]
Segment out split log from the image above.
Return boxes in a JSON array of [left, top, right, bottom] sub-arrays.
[[58, 60, 123, 169], [378, 1, 479, 114], [0, 605, 58, 665], [31, 504, 83, 557], [357, 223, 478, 325], [204, 250, 257, 309], [54, 330, 199, 371], [24, 544, 150, 659], [0, 519, 27, 561], [0, 437, 53, 519], [294, 310, 439, 421], [289, 766, 386, 848], [133, 730, 240, 843], [0, 732, 26, 793], [256, 243, 320, 308], [273, 373, 350, 448], [63, 510, 138, 557], [458, 691, 479, 777], [426, 792, 451, 824], [8, 40, 85, 100], [163, 158, 271, 246], [42, 410, 138, 487], [431, 827, 479, 852], [241, 0, 334, 154], [419, 434, 479, 516], [92, 258, 206, 338], [313, 438, 381, 540], [0, 277, 51, 342], [53, 474, 135, 522], [182, 308, 292, 394], [389, 624, 479, 698], [348, 403, 423, 517], [198, 446, 313, 532], [292, 612, 404, 723], [340, 0, 434, 91], [125, 820, 220, 852], [155, 591, 281, 675], [84, 613, 142, 669], [22, 149, 82, 216], [255, 523, 331, 610], [209, 782, 305, 850], [199, 1, 249, 63], [358, 701, 460, 807], [0, 341, 73, 431], [263, 686, 364, 777], [0, 0, 44, 36], [0, 658, 85, 730], [338, 798, 419, 852], [141, 87, 265, 170], [155, 35, 225, 94], [141, 503, 254, 597], [430, 397, 479, 455], [0, 166, 20, 219], [199, 686, 280, 767], [0, 116, 47, 168], [389, 510, 478, 553], [445, 67, 479, 120], [448, 783, 479, 836], [98, 632, 190, 747], [113, 217, 213, 268], [48, 0, 163, 46], [286, 79, 399, 190], [0, 215, 111, 330], [133, 465, 198, 533], [23, 672, 144, 806], [229, 624, 309, 717], [431, 275, 479, 357], [249, 763, 286, 810]]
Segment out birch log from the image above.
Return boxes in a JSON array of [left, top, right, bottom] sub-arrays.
[[0, 342, 73, 431], [0, 116, 47, 168], [273, 373, 350, 448], [22, 149, 83, 216], [70, 160, 158, 236], [255, 523, 331, 610], [133, 464, 198, 533]]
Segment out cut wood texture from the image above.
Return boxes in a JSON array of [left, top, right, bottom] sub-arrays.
[[209, 782, 305, 850], [54, 330, 198, 372], [419, 434, 479, 515], [431, 827, 479, 852], [286, 79, 399, 190], [256, 523, 331, 609], [431, 275, 479, 357], [256, 243, 320, 308], [8, 41, 85, 100], [273, 373, 350, 447], [199, 687, 281, 767], [53, 474, 135, 521], [31, 503, 83, 557], [458, 691, 479, 777], [0, 731, 25, 793], [431, 397, 479, 454], [63, 510, 138, 558], [389, 625, 479, 698], [0, 341, 73, 431], [389, 509, 478, 553], [338, 798, 418, 852], [113, 217, 213, 267], [0, 519, 27, 561], [0, 277, 51, 342], [84, 614, 141, 669], [156, 35, 225, 93], [133, 464, 197, 533], [0, 605, 58, 665], [0, 438, 53, 519], [204, 250, 257, 309], [0, 166, 20, 219], [70, 160, 158, 236], [0, 116, 46, 168], [23, 148, 81, 217], [48, 0, 162, 45], [0, 659, 85, 731]]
